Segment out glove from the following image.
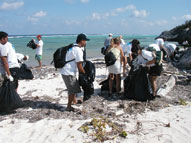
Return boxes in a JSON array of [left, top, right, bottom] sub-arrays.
[[8, 75, 14, 81]]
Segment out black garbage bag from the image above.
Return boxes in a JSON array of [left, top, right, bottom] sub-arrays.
[[79, 60, 95, 101], [82, 82, 94, 101], [27, 40, 37, 49], [124, 66, 154, 101], [100, 75, 121, 93], [0, 80, 23, 112], [19, 63, 34, 80]]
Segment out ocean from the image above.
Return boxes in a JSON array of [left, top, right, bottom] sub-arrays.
[[8, 34, 157, 66]]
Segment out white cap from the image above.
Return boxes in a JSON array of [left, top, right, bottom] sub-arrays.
[[109, 33, 113, 36], [156, 38, 164, 46]]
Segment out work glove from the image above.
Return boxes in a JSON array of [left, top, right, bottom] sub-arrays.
[[8, 75, 14, 81]]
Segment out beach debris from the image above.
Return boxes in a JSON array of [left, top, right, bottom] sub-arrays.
[[165, 123, 171, 127], [179, 98, 188, 106], [157, 75, 177, 97], [78, 117, 125, 142], [119, 131, 128, 138]]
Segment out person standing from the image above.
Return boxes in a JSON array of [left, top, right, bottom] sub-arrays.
[[104, 33, 113, 48], [34, 35, 43, 68], [0, 31, 14, 86], [5, 41, 22, 91], [106, 37, 126, 96], [60, 33, 89, 111]]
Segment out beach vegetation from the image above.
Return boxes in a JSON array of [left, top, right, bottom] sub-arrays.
[[179, 98, 187, 106], [78, 117, 125, 142]]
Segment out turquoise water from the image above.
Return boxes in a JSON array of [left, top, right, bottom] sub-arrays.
[[8, 34, 157, 66]]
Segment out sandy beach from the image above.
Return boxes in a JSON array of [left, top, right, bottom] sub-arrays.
[[0, 58, 191, 143]]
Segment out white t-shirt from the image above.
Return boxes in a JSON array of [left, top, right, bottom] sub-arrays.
[[148, 44, 161, 51], [36, 40, 43, 55], [0, 43, 7, 74], [122, 43, 132, 57], [60, 44, 84, 76], [165, 43, 176, 56], [5, 42, 20, 68], [137, 50, 154, 67]]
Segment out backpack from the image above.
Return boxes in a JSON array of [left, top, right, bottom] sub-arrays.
[[27, 40, 37, 49], [104, 48, 120, 67], [51, 44, 74, 68]]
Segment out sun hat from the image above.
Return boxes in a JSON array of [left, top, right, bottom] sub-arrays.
[[156, 38, 164, 46]]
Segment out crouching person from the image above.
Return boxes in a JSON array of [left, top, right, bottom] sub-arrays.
[[60, 33, 89, 112], [138, 46, 163, 97]]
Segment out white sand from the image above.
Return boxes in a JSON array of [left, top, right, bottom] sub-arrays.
[[0, 64, 191, 143]]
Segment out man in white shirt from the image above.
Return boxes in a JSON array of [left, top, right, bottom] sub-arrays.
[[60, 33, 89, 112], [34, 35, 43, 68], [165, 43, 177, 60], [5, 41, 22, 90], [0, 31, 14, 86]]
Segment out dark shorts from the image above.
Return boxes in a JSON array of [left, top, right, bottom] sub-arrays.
[[62, 75, 81, 95], [10, 67, 20, 89], [149, 64, 163, 76]]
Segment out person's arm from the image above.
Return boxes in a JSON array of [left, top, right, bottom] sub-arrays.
[[119, 47, 126, 76], [145, 58, 156, 66], [77, 62, 85, 74], [1, 56, 11, 76]]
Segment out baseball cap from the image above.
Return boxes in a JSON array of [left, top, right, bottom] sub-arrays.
[[109, 33, 113, 36], [76, 33, 90, 42], [36, 35, 41, 38]]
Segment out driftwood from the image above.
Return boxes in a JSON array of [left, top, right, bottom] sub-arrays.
[[157, 75, 177, 97]]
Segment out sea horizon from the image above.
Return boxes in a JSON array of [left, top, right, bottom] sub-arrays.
[[8, 34, 158, 67]]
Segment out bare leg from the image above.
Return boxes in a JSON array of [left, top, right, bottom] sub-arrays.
[[72, 96, 77, 104], [109, 73, 114, 94], [66, 94, 75, 111], [116, 74, 121, 93], [38, 60, 42, 68], [149, 75, 157, 96]]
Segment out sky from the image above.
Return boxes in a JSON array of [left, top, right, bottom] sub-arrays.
[[0, 0, 191, 35]]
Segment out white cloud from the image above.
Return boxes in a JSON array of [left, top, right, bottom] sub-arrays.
[[131, 10, 148, 18], [0, 1, 24, 10], [80, 0, 89, 3], [91, 5, 148, 20], [172, 16, 177, 20], [33, 11, 47, 17], [64, 20, 81, 25], [182, 15, 191, 20], [155, 20, 168, 26], [28, 11, 47, 22], [27, 16, 38, 22]]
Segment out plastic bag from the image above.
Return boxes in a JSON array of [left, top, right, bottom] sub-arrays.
[[0, 80, 23, 112]]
